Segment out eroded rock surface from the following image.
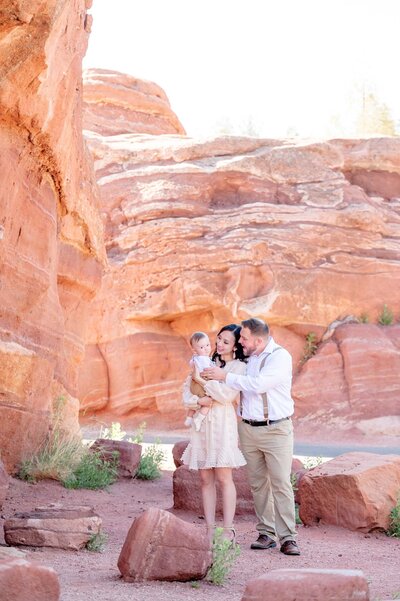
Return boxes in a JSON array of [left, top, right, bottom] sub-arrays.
[[0, 0, 106, 472], [298, 452, 400, 531], [118, 507, 211, 582]]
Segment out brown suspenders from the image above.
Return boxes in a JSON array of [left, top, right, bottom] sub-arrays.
[[239, 346, 282, 418]]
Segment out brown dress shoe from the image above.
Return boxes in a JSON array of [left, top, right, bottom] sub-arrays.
[[250, 534, 277, 549], [280, 540, 300, 555]]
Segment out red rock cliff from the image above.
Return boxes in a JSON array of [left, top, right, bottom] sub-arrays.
[[80, 76, 400, 435], [0, 0, 106, 472]]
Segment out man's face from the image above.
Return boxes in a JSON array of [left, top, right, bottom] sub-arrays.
[[239, 327, 258, 356]]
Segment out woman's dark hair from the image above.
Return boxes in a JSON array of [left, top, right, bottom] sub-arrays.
[[212, 323, 247, 367]]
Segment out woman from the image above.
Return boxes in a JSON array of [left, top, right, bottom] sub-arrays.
[[181, 323, 247, 540]]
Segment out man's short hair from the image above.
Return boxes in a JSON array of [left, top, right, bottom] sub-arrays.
[[241, 318, 269, 338], [189, 331, 208, 346]]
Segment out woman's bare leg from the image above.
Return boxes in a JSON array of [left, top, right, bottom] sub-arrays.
[[215, 467, 236, 530], [199, 468, 217, 529]]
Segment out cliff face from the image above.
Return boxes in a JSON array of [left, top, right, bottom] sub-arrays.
[[80, 75, 400, 434], [0, 0, 106, 472]]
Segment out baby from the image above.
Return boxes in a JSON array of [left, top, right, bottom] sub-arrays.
[[184, 332, 214, 431]]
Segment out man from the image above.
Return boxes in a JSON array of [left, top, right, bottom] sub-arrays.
[[201, 317, 300, 556]]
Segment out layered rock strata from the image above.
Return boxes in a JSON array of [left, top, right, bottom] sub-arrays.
[[83, 69, 185, 136], [0, 0, 106, 472], [80, 116, 400, 429]]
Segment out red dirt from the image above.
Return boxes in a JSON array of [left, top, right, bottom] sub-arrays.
[[1, 456, 400, 601]]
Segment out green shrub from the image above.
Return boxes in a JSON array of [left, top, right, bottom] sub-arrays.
[[100, 422, 126, 441], [302, 455, 323, 470], [18, 430, 84, 483], [63, 450, 119, 490], [387, 498, 400, 538], [206, 527, 240, 586], [86, 531, 108, 552], [359, 313, 369, 324], [378, 304, 394, 325], [136, 443, 165, 480], [128, 421, 147, 444], [300, 332, 318, 364]]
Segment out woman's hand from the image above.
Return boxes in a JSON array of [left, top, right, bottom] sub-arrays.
[[198, 395, 212, 407]]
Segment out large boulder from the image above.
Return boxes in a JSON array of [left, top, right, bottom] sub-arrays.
[[241, 569, 369, 601], [90, 439, 142, 477], [4, 505, 102, 550], [298, 452, 400, 531], [118, 507, 212, 582], [0, 555, 60, 601]]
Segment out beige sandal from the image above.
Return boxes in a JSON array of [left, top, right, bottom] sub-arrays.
[[222, 526, 236, 545]]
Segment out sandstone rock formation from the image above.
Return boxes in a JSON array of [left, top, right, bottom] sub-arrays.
[[297, 452, 400, 531], [90, 438, 142, 478], [4, 505, 102, 550], [241, 569, 370, 601], [0, 1, 106, 472], [0, 554, 60, 601], [292, 323, 400, 429], [79, 107, 400, 431], [118, 507, 212, 582], [83, 69, 185, 136]]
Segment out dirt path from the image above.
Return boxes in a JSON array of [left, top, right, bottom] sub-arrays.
[[1, 465, 400, 601]]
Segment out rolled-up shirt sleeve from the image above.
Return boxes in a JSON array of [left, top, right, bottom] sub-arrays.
[[226, 352, 292, 393]]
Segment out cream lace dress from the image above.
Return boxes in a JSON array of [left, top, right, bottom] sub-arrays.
[[181, 359, 247, 470]]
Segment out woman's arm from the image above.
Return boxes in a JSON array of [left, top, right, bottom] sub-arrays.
[[203, 361, 247, 405]]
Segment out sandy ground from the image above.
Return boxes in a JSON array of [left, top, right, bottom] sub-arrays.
[[1, 446, 400, 601]]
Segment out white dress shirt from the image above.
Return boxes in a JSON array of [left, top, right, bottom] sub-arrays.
[[225, 337, 294, 421]]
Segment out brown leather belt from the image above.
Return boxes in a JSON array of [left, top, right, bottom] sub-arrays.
[[242, 417, 290, 427]]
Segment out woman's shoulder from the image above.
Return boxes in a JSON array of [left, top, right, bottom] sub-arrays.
[[224, 359, 247, 374]]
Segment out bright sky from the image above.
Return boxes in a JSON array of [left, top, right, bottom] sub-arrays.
[[84, 0, 400, 138]]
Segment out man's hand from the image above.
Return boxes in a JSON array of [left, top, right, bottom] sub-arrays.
[[198, 396, 212, 407], [201, 366, 227, 382]]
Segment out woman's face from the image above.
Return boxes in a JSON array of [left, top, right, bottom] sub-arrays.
[[216, 329, 236, 358]]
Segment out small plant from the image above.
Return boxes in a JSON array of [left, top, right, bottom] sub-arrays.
[[128, 421, 147, 444], [86, 531, 108, 552], [302, 456, 323, 470], [387, 498, 400, 538], [359, 313, 369, 324], [206, 527, 240, 586], [190, 581, 200, 589], [100, 422, 126, 441], [18, 430, 84, 483], [63, 450, 119, 490], [378, 304, 394, 326], [295, 504, 303, 525], [136, 443, 165, 480], [300, 332, 318, 364]]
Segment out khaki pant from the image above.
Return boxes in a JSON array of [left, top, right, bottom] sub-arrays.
[[238, 418, 296, 543]]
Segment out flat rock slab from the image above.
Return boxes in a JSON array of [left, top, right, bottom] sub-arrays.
[[118, 507, 212, 582], [0, 556, 60, 601], [242, 568, 370, 601], [91, 439, 142, 477], [298, 452, 400, 531], [4, 505, 102, 550]]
